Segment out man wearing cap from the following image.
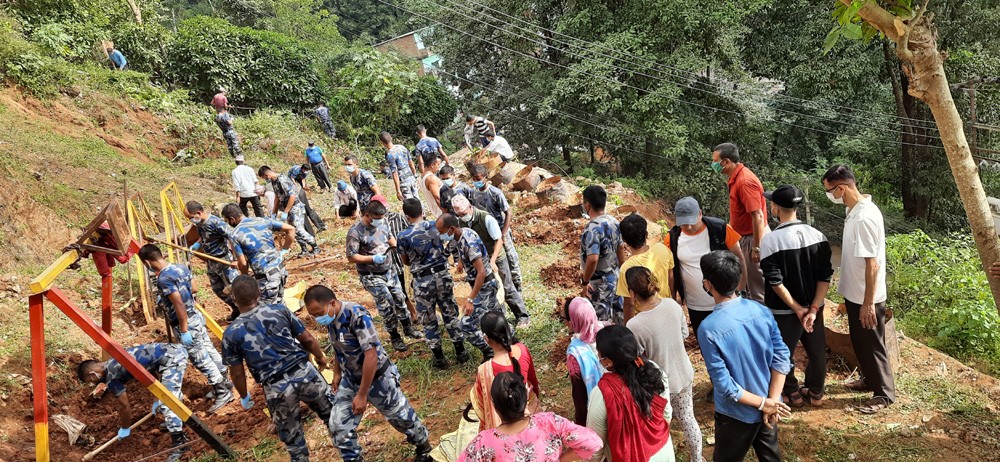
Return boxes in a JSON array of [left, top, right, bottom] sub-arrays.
[[212, 87, 229, 113], [665, 196, 748, 335], [315, 102, 336, 138], [305, 141, 333, 192], [712, 142, 769, 303], [232, 156, 263, 217], [334, 180, 359, 220], [760, 185, 834, 408]]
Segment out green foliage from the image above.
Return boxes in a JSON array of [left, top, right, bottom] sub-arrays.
[[0, 15, 72, 96], [164, 16, 321, 108], [886, 231, 1000, 368]]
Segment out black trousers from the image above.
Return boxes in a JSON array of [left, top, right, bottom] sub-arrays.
[[311, 162, 332, 191], [689, 308, 713, 337], [297, 192, 326, 231], [845, 300, 896, 402], [338, 200, 358, 218], [713, 413, 781, 462], [497, 255, 529, 320], [239, 195, 264, 217], [774, 312, 827, 396]]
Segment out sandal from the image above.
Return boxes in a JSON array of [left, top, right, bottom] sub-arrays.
[[800, 386, 825, 407], [856, 397, 891, 414], [784, 390, 805, 408]]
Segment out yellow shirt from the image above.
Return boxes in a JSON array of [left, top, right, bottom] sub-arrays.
[[616, 242, 674, 298]]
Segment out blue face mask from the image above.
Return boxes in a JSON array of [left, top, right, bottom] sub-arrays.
[[315, 314, 334, 326], [443, 178, 455, 187], [474, 180, 486, 189], [371, 218, 384, 227], [440, 231, 454, 242]]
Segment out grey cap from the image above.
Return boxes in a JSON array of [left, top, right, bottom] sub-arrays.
[[234, 155, 245, 163], [674, 196, 701, 226]]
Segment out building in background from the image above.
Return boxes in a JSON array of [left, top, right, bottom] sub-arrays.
[[375, 27, 442, 75]]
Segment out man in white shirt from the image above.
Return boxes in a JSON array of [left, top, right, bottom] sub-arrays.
[[822, 164, 894, 414], [231, 156, 263, 217], [333, 180, 359, 220], [483, 131, 514, 163]]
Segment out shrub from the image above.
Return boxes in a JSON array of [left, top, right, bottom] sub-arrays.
[[0, 16, 72, 96]]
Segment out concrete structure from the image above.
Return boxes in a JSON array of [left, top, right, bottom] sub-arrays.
[[375, 27, 442, 75]]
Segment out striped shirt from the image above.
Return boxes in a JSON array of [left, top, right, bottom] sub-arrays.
[[474, 117, 492, 136], [385, 211, 409, 271], [759, 221, 834, 315]]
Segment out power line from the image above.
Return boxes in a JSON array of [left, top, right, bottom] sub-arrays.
[[426, 0, 940, 140], [381, 0, 945, 152], [446, 0, 942, 131]]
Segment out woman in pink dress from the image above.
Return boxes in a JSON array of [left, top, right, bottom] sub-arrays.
[[470, 312, 541, 431], [459, 372, 603, 462]]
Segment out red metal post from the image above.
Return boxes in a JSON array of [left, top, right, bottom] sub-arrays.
[[29, 293, 50, 462], [101, 274, 113, 335]]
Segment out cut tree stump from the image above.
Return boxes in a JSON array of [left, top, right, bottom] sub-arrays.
[[511, 164, 544, 192], [537, 176, 582, 206], [492, 161, 527, 187], [825, 300, 900, 373]]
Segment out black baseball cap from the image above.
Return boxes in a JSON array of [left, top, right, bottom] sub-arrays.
[[764, 185, 804, 209]]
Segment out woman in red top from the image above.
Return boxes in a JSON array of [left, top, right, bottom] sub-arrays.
[[469, 312, 541, 431]]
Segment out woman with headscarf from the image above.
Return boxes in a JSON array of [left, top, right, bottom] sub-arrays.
[[468, 312, 541, 431], [588, 325, 674, 462], [563, 297, 609, 425], [458, 372, 603, 462]]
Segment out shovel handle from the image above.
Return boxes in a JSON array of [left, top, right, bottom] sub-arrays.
[[82, 412, 154, 461]]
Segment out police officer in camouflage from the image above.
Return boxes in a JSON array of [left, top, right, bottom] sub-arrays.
[[436, 213, 495, 361], [138, 244, 235, 413], [214, 109, 242, 158], [222, 204, 296, 305], [304, 285, 434, 462], [397, 198, 469, 369], [77, 343, 191, 462], [469, 163, 523, 295], [315, 102, 336, 138], [222, 275, 337, 462], [579, 185, 626, 323], [381, 131, 419, 201], [259, 166, 319, 257], [346, 201, 422, 352], [183, 200, 242, 320], [344, 155, 383, 213]]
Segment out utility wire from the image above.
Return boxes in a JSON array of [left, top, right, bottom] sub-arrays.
[[381, 0, 945, 151]]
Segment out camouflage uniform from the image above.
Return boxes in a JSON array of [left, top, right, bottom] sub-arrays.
[[472, 185, 522, 291], [229, 217, 288, 305], [156, 264, 227, 387], [315, 106, 336, 138], [581, 214, 624, 323], [449, 228, 499, 350], [325, 302, 429, 461], [105, 344, 188, 433], [397, 220, 463, 350], [215, 112, 242, 158], [192, 214, 241, 314], [350, 169, 379, 212], [272, 174, 316, 250], [222, 304, 335, 462], [386, 145, 418, 199], [346, 220, 408, 334]]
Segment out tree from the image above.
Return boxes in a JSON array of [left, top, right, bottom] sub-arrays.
[[826, 0, 1000, 309]]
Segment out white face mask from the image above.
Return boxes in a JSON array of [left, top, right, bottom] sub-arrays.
[[826, 191, 844, 205]]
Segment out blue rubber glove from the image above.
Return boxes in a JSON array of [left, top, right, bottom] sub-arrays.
[[118, 427, 131, 440], [278, 211, 288, 221], [241, 394, 254, 410], [373, 254, 386, 265], [179, 331, 193, 346], [151, 400, 161, 416]]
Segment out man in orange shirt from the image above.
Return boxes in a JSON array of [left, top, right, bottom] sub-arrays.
[[712, 143, 769, 303]]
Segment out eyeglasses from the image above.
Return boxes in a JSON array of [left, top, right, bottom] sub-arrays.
[[824, 183, 843, 193]]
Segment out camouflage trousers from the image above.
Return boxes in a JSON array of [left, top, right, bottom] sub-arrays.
[[320, 119, 336, 138], [503, 229, 522, 292], [413, 269, 463, 350], [360, 270, 408, 334], [257, 266, 287, 306], [589, 272, 623, 324], [330, 364, 429, 461], [288, 202, 316, 249], [459, 278, 500, 351], [223, 129, 242, 157], [206, 257, 239, 314], [263, 363, 336, 462], [171, 320, 226, 387], [400, 176, 418, 200], [152, 344, 188, 433]]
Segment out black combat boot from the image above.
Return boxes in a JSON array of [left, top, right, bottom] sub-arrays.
[[479, 347, 494, 363], [453, 341, 470, 364], [431, 347, 449, 370], [390, 330, 408, 352], [165, 431, 189, 462], [414, 441, 433, 462], [208, 381, 234, 413], [401, 319, 423, 339]]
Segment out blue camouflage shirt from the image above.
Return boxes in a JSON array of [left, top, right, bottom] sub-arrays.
[[315, 106, 331, 120], [288, 165, 308, 183], [386, 145, 414, 180], [415, 137, 442, 158], [221, 304, 310, 384], [273, 174, 302, 208], [346, 220, 393, 274], [193, 214, 239, 258], [156, 264, 204, 327], [397, 220, 448, 273], [104, 344, 181, 396], [230, 217, 286, 275], [472, 185, 510, 227], [324, 302, 389, 381], [449, 228, 492, 282], [580, 214, 622, 274], [351, 169, 378, 208]]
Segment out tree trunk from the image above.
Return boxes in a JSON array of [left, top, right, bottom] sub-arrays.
[[847, 0, 1000, 309], [124, 0, 142, 23]]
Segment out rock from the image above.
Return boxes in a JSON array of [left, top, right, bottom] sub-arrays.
[[922, 415, 932, 423], [10, 285, 20, 294]]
